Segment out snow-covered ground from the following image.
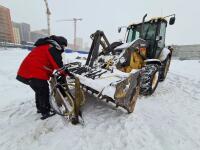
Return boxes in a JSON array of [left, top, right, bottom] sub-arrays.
[[0, 48, 200, 150]]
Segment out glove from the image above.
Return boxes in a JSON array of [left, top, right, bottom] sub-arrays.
[[56, 75, 66, 84], [64, 68, 75, 79]]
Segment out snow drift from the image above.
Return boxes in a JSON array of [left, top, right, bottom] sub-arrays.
[[0, 48, 200, 150]]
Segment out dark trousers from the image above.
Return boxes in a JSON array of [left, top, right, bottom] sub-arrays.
[[29, 78, 50, 114]]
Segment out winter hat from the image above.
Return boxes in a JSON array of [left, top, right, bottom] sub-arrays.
[[50, 35, 68, 47]]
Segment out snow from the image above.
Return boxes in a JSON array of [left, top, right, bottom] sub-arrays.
[[0, 48, 200, 150], [114, 40, 136, 50], [62, 52, 87, 65], [170, 59, 200, 81], [114, 38, 145, 50], [0, 48, 34, 109], [63, 50, 137, 99], [74, 69, 137, 99]]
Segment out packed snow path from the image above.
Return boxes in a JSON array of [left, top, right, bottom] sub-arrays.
[[0, 48, 200, 150]]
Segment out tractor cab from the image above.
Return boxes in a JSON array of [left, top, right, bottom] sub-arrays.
[[125, 15, 175, 59]]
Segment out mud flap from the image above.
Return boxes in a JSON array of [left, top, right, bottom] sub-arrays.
[[72, 77, 85, 125], [114, 71, 140, 113]]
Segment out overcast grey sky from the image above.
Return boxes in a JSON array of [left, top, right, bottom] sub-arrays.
[[1, 0, 200, 46]]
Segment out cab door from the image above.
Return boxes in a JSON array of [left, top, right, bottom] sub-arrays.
[[155, 22, 167, 58]]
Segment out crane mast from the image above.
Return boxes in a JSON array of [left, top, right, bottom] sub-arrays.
[[44, 0, 51, 35]]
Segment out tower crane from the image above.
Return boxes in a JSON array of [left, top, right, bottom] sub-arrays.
[[57, 18, 82, 50]]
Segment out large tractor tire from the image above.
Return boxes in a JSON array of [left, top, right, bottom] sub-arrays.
[[140, 64, 159, 95], [159, 55, 171, 81]]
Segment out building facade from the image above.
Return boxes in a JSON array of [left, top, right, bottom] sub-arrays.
[[19, 23, 31, 43], [30, 29, 48, 43], [13, 27, 20, 44], [12, 22, 21, 44], [12, 22, 31, 43], [0, 5, 14, 43]]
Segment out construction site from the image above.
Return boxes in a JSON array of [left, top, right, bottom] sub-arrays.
[[0, 0, 200, 150]]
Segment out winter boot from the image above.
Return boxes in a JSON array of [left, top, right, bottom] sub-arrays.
[[40, 111, 56, 120]]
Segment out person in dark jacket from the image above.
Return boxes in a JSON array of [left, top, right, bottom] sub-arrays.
[[16, 35, 68, 119]]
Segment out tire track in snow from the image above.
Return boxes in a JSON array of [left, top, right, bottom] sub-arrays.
[[137, 71, 200, 150], [168, 72, 200, 100], [0, 100, 65, 150]]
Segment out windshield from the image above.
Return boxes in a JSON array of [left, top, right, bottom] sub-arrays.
[[126, 26, 141, 43], [126, 23, 157, 43]]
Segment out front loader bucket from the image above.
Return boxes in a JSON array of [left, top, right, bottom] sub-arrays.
[[75, 69, 141, 113], [114, 71, 140, 113]]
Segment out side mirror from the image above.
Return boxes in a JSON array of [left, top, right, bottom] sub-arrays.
[[118, 27, 122, 33], [118, 26, 127, 33], [169, 16, 176, 25], [156, 36, 162, 41]]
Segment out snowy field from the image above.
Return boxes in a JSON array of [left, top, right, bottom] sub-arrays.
[[0, 48, 200, 150]]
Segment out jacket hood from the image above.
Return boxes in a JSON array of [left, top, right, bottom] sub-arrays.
[[34, 37, 64, 52]]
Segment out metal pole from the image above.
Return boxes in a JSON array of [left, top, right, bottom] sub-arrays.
[[44, 0, 51, 36], [47, 10, 51, 35], [74, 19, 77, 50], [56, 18, 82, 50]]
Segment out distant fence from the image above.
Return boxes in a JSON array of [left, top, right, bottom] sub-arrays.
[[0, 42, 34, 50], [172, 45, 200, 60], [65, 49, 88, 54], [0, 42, 89, 54], [2, 42, 200, 59]]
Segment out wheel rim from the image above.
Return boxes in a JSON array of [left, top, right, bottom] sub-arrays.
[[49, 86, 75, 116], [164, 58, 170, 77], [152, 71, 159, 89]]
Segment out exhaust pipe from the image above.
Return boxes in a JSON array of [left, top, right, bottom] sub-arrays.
[[140, 13, 147, 39]]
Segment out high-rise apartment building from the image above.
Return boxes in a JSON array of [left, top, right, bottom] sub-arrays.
[[19, 23, 31, 42], [13, 27, 21, 44], [30, 29, 48, 43], [0, 5, 14, 43], [12, 22, 21, 44], [12, 22, 31, 43]]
